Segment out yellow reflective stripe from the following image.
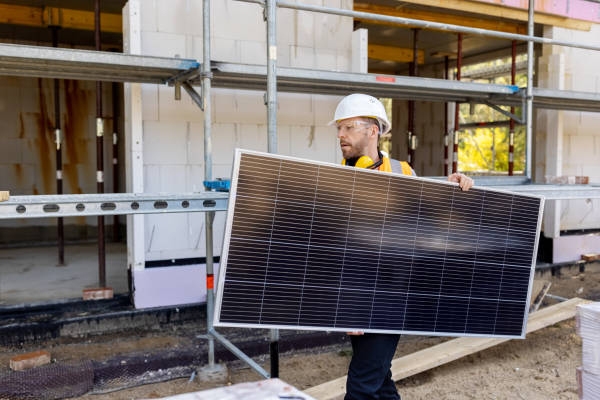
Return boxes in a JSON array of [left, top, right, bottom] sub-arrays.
[[379, 157, 393, 172], [400, 161, 413, 176], [342, 156, 412, 176]]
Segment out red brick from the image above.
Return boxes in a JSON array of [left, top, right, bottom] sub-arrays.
[[10, 350, 51, 371], [82, 287, 114, 300]]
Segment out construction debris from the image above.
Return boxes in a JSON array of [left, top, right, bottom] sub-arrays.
[[582, 253, 600, 262], [82, 287, 114, 300], [544, 176, 589, 184]]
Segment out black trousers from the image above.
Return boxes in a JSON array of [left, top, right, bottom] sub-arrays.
[[344, 333, 401, 400]]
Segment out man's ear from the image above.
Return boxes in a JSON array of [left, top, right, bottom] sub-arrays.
[[369, 124, 379, 138]]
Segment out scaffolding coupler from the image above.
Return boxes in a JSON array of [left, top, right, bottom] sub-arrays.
[[204, 179, 231, 192]]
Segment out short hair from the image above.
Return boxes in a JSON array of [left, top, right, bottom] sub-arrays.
[[360, 117, 382, 134]]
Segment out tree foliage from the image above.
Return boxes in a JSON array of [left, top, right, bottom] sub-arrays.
[[457, 58, 528, 174]]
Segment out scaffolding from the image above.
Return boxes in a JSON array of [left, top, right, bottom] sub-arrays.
[[1, 0, 600, 382]]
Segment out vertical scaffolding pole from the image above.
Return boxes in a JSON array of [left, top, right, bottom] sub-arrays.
[[190, 0, 269, 380], [94, 2, 105, 268], [112, 81, 120, 240], [94, 0, 106, 287], [452, 33, 463, 174], [407, 28, 418, 167], [266, 0, 278, 154], [525, 0, 534, 180], [50, 26, 65, 266], [201, 0, 216, 368], [444, 55, 450, 176], [265, 0, 279, 379], [509, 40, 517, 176]]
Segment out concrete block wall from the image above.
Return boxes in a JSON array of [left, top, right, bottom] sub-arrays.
[[536, 25, 600, 244], [130, 0, 352, 268]]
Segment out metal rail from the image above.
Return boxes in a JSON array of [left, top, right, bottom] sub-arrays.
[[0, 192, 228, 219], [211, 61, 520, 102], [211, 62, 600, 113], [0, 42, 599, 113], [268, 0, 600, 53], [484, 185, 600, 200], [1, 185, 597, 221], [0, 43, 200, 84]]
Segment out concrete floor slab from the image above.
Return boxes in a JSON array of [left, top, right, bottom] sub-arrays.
[[0, 242, 128, 306]]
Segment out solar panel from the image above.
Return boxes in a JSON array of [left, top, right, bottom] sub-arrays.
[[214, 150, 544, 338]]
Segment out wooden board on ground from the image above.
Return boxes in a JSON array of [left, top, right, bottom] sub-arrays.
[[530, 279, 549, 303], [582, 253, 600, 262], [304, 297, 589, 400], [530, 280, 552, 312], [0, 191, 9, 202]]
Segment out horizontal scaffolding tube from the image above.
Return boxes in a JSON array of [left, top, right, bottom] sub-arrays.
[[2, 187, 599, 220], [235, 0, 600, 53]]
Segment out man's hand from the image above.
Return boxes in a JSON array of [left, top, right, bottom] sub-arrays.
[[347, 331, 364, 335], [448, 173, 474, 191]]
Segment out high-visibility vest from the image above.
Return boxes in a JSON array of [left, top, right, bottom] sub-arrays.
[[381, 157, 414, 176], [343, 155, 415, 176]]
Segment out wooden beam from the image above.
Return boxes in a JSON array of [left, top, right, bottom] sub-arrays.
[[368, 44, 424, 64], [304, 297, 589, 400], [0, 3, 121, 33], [43, 7, 122, 33], [0, 4, 43, 27], [379, 0, 592, 31], [354, 3, 528, 35]]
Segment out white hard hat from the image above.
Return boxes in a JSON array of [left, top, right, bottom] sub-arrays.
[[329, 93, 391, 135]]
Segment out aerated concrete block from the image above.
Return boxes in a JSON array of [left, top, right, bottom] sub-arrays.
[[187, 122, 205, 165], [142, 120, 188, 164], [10, 350, 51, 371], [141, 31, 186, 58], [82, 287, 114, 300], [240, 40, 267, 66], [141, 84, 158, 121], [157, 0, 189, 35], [212, 37, 239, 63], [289, 45, 315, 69], [213, 1, 264, 42], [157, 84, 204, 122], [232, 91, 266, 125]]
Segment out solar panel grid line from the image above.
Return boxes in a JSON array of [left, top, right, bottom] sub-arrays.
[[333, 166, 359, 328], [214, 150, 544, 338], [397, 178, 424, 333], [258, 157, 285, 325], [490, 190, 514, 335], [369, 176, 395, 329], [432, 180, 455, 333], [295, 167, 320, 327]]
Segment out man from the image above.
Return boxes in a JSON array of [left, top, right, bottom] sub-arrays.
[[330, 93, 474, 400]]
